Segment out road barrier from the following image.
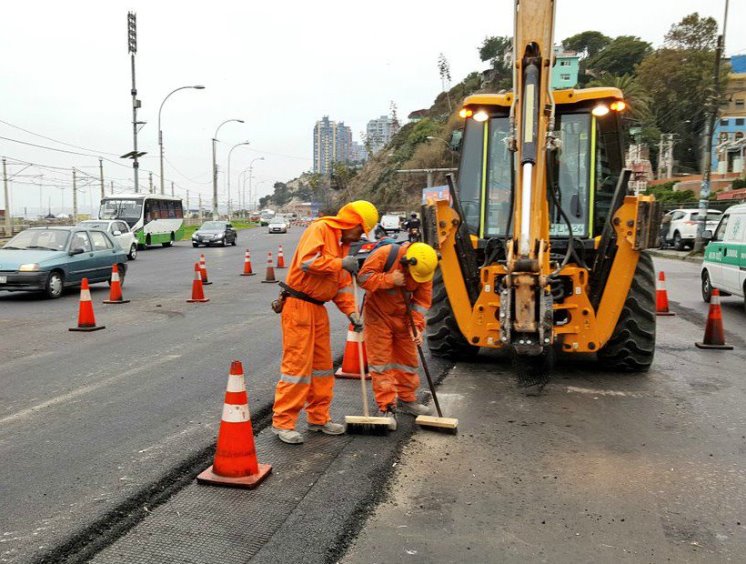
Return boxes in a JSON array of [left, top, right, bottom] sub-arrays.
[[276, 245, 286, 269], [655, 271, 675, 316], [241, 249, 255, 276], [187, 262, 210, 303], [199, 254, 212, 285], [335, 324, 371, 379], [69, 278, 105, 332], [197, 360, 272, 489], [695, 289, 733, 350], [261, 252, 279, 284], [103, 264, 130, 304]]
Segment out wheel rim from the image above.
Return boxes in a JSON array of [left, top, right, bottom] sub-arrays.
[[49, 274, 62, 296], [703, 274, 711, 299], [130, 245, 137, 258]]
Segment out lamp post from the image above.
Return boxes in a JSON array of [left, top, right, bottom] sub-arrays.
[[158, 85, 205, 194], [245, 157, 264, 217], [212, 119, 244, 218], [227, 141, 250, 218]]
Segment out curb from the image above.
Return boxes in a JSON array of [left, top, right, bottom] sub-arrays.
[[648, 249, 703, 264]]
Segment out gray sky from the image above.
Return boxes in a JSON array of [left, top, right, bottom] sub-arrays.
[[1, 0, 743, 217]]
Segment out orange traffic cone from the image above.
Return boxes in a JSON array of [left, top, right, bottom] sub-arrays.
[[695, 289, 733, 350], [200, 254, 212, 285], [240, 249, 255, 276], [276, 245, 286, 269], [656, 271, 675, 316], [335, 324, 371, 379], [261, 251, 279, 284], [187, 262, 210, 303], [197, 361, 272, 489], [69, 278, 105, 332], [103, 264, 130, 304]]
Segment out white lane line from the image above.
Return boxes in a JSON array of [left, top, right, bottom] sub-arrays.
[[0, 354, 182, 427], [565, 385, 644, 397]]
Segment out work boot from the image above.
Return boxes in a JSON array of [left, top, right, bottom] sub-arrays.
[[307, 421, 345, 435], [272, 426, 304, 444], [377, 405, 398, 431], [397, 400, 433, 416]]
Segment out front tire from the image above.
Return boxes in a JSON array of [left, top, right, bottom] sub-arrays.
[[701, 270, 712, 303], [44, 271, 64, 299], [426, 269, 480, 359], [673, 231, 683, 251], [597, 252, 656, 372]]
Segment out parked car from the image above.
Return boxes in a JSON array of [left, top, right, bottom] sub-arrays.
[[662, 208, 722, 250], [268, 217, 289, 234], [701, 203, 746, 310], [191, 221, 237, 247], [77, 219, 138, 260], [380, 214, 402, 234], [0, 227, 128, 299]]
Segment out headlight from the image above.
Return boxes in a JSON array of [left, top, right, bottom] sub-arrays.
[[19, 263, 40, 272], [192, 234, 199, 239], [214, 234, 223, 239]]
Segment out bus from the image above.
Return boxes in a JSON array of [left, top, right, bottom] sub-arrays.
[[99, 194, 185, 248]]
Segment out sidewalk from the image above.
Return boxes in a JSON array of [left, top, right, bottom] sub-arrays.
[[648, 248, 703, 264]]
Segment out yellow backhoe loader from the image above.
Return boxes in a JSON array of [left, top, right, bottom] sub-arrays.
[[423, 0, 659, 387]]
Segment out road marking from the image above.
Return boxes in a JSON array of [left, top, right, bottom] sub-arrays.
[[564, 385, 644, 398], [0, 354, 182, 427]]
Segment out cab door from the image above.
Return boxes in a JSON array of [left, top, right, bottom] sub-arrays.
[[721, 212, 745, 294]]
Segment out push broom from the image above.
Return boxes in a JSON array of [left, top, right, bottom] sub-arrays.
[[345, 277, 396, 435], [402, 289, 458, 434]]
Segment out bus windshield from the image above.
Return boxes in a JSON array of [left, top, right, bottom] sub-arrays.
[[100, 199, 143, 226]]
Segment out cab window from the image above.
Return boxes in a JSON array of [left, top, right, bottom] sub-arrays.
[[457, 119, 485, 234], [484, 117, 512, 237], [713, 214, 729, 241]]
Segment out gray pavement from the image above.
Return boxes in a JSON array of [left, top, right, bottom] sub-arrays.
[[344, 256, 746, 563]]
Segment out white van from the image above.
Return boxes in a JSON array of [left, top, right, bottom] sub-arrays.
[[380, 214, 402, 234], [701, 203, 746, 310]]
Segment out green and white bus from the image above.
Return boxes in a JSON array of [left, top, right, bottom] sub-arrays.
[[99, 194, 185, 248]]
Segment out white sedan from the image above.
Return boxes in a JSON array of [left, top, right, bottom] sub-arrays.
[[77, 220, 138, 259]]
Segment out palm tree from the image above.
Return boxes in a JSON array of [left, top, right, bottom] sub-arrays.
[[587, 73, 652, 123]]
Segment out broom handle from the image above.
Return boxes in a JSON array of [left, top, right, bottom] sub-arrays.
[[401, 289, 443, 418], [352, 276, 370, 418]]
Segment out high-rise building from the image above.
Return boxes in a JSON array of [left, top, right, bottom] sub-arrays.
[[366, 115, 399, 155], [313, 116, 353, 175]]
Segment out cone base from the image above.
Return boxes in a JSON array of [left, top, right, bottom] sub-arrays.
[[196, 463, 272, 489], [69, 325, 105, 332], [695, 342, 734, 350], [240, 273, 256, 277], [261, 280, 279, 284], [187, 298, 210, 303], [276, 266, 286, 269], [103, 299, 130, 304], [335, 367, 372, 380], [656, 311, 676, 316]]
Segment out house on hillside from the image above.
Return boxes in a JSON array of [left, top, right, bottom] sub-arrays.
[[712, 55, 746, 174]]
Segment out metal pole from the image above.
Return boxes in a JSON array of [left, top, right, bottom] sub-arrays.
[[199, 194, 203, 221], [110, 181, 114, 195], [227, 142, 250, 219], [2, 158, 11, 236], [131, 52, 140, 193], [694, 3, 728, 252], [212, 119, 244, 219], [186, 189, 190, 214], [72, 169, 78, 224], [666, 135, 674, 179], [158, 85, 204, 195], [149, 172, 153, 194], [171, 181, 175, 197], [99, 158, 105, 201]]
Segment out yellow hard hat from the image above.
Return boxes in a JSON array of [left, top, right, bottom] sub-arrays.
[[348, 200, 379, 232], [405, 242, 438, 283]]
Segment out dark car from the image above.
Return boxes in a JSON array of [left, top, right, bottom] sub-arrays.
[[0, 227, 128, 299], [191, 221, 237, 247]]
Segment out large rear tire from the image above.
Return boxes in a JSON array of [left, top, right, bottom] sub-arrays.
[[596, 252, 656, 372], [426, 269, 479, 359]]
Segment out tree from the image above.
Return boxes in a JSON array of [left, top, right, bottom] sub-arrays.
[[585, 36, 651, 78], [665, 12, 718, 51], [562, 30, 611, 58], [271, 181, 292, 206], [437, 53, 452, 112], [478, 35, 512, 91]]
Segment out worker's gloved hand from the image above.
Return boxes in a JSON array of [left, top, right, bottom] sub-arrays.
[[391, 270, 406, 287], [411, 328, 423, 346], [341, 255, 359, 274], [348, 312, 364, 333]]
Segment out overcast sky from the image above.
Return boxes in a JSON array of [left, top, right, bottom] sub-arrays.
[[1, 0, 743, 217]]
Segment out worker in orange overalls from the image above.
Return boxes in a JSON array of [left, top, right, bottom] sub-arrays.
[[271, 201, 379, 444], [357, 242, 438, 422]]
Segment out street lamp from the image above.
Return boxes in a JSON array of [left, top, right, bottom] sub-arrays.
[[158, 85, 205, 194], [245, 157, 265, 216], [212, 119, 244, 218], [227, 141, 251, 218]]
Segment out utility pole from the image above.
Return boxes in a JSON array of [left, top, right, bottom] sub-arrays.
[[695, 0, 729, 252], [149, 172, 153, 194], [657, 137, 664, 180], [186, 190, 190, 214], [198, 194, 203, 221], [128, 12, 141, 193], [665, 135, 674, 179], [110, 181, 114, 195], [72, 169, 78, 224], [99, 158, 105, 201], [2, 158, 11, 236], [171, 181, 175, 197]]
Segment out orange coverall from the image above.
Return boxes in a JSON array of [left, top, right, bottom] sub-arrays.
[[358, 244, 433, 411], [272, 216, 357, 430]]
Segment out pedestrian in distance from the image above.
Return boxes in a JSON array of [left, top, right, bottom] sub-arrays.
[[271, 200, 379, 445], [357, 242, 438, 421]]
